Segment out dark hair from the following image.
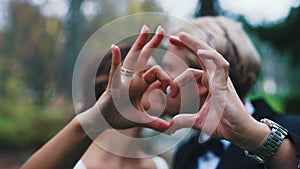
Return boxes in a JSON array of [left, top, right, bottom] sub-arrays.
[[94, 45, 131, 99], [80, 45, 131, 111]]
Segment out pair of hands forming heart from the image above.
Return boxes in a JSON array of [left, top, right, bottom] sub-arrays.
[[80, 25, 258, 145]]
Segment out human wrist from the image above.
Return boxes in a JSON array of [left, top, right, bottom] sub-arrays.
[[246, 118, 289, 163], [71, 115, 88, 135], [233, 117, 271, 152], [247, 119, 271, 152], [266, 138, 299, 168], [76, 107, 108, 139]]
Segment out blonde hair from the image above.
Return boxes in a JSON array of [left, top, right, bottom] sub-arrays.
[[171, 16, 261, 99]]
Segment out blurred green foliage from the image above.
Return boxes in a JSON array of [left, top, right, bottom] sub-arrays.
[[0, 0, 163, 148], [0, 2, 69, 148]]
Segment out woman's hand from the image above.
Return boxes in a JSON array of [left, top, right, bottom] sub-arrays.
[[167, 32, 269, 151], [78, 25, 179, 137]]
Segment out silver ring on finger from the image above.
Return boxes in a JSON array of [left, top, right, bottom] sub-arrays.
[[121, 66, 134, 76]]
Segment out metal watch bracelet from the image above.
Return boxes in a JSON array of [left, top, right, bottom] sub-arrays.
[[247, 118, 288, 164]]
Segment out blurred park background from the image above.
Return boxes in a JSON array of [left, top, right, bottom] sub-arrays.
[[1, 0, 300, 168]]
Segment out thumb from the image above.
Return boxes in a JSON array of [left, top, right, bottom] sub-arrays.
[[142, 115, 171, 132], [167, 114, 198, 134], [107, 44, 121, 90]]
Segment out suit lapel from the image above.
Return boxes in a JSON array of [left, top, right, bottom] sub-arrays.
[[216, 143, 265, 169], [216, 144, 244, 169]]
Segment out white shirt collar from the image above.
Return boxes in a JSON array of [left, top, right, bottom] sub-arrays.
[[244, 99, 255, 116]]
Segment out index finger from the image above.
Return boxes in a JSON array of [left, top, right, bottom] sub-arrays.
[[122, 25, 150, 70], [169, 33, 206, 71], [135, 26, 165, 71], [142, 65, 179, 98], [178, 32, 211, 51], [174, 68, 204, 88]]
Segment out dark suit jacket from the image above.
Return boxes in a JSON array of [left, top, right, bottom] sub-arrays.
[[173, 99, 300, 169]]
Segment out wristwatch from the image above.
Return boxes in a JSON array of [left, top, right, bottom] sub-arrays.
[[247, 118, 288, 163]]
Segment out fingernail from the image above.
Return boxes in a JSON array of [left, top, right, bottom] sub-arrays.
[[197, 49, 203, 55], [155, 25, 162, 34], [170, 35, 178, 39], [111, 44, 115, 52], [140, 25, 148, 33], [110, 44, 115, 50], [166, 85, 171, 94]]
